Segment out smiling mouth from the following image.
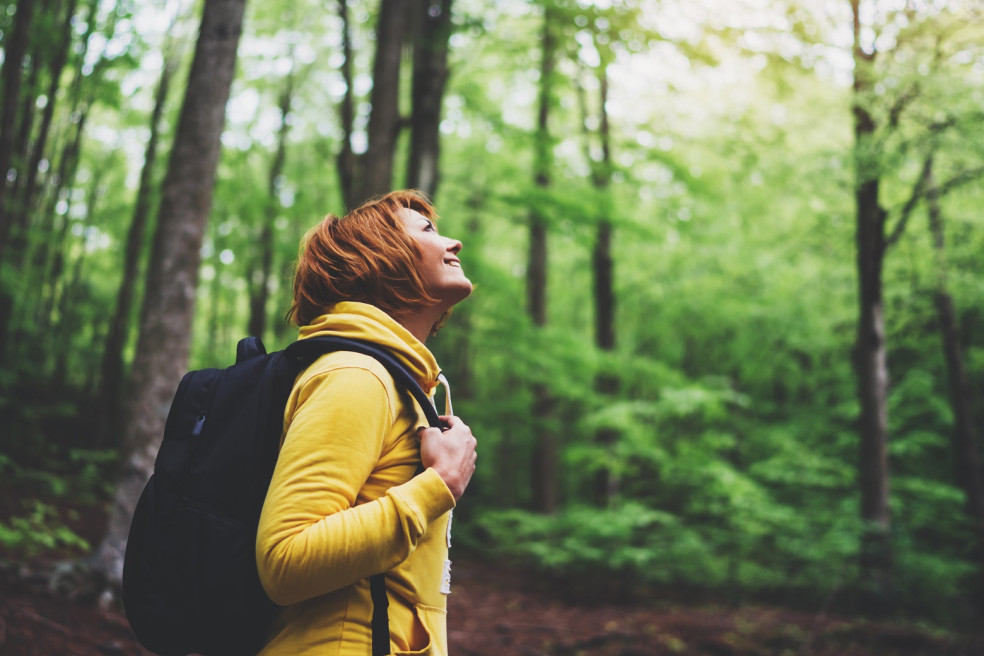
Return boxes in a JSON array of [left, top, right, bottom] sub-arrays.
[[446, 260, 461, 268]]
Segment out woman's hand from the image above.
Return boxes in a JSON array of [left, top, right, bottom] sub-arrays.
[[419, 415, 477, 501]]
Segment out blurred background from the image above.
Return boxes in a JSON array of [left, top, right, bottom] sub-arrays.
[[1, 0, 983, 652]]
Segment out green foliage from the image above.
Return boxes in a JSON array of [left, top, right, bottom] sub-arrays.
[[472, 499, 858, 599], [0, 449, 114, 562], [0, 501, 90, 559], [1, 0, 983, 629]]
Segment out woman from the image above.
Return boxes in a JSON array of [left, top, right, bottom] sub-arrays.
[[255, 190, 477, 655]]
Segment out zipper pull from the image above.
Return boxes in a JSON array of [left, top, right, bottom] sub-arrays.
[[192, 413, 206, 436]]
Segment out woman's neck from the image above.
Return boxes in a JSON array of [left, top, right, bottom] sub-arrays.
[[390, 308, 442, 344]]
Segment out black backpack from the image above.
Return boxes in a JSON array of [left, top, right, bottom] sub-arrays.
[[122, 335, 440, 656]]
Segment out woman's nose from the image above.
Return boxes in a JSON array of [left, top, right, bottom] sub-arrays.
[[446, 238, 462, 254]]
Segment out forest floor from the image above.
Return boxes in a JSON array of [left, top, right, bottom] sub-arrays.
[[1, 488, 983, 655], [3, 554, 983, 656]]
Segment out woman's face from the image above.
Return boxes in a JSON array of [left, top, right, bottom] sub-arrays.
[[399, 208, 473, 308]]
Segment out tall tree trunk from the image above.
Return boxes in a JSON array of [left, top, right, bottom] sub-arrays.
[[0, 0, 34, 248], [91, 0, 247, 586], [0, 0, 36, 365], [356, 0, 409, 205], [28, 0, 99, 325], [19, 0, 82, 366], [4, 35, 42, 262], [529, 4, 557, 514], [17, 0, 78, 250], [336, 0, 358, 209], [405, 0, 452, 198], [248, 75, 292, 340], [51, 169, 102, 386], [925, 158, 984, 559], [95, 55, 175, 449], [851, 0, 892, 596], [38, 109, 88, 335], [588, 62, 619, 507]]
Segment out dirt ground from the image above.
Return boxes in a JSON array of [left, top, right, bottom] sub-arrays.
[[2, 555, 982, 656], [0, 486, 981, 655]]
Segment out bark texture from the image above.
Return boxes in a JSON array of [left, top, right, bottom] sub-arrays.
[[406, 0, 453, 198], [17, 0, 79, 250], [925, 160, 984, 558], [590, 64, 618, 507], [336, 0, 358, 209], [0, 0, 34, 248], [91, 0, 248, 585], [0, 0, 36, 364], [356, 0, 410, 206], [530, 5, 557, 514], [851, 0, 892, 594]]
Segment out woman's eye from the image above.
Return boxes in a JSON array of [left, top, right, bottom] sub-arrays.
[[423, 221, 435, 232]]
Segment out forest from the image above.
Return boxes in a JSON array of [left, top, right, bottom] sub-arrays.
[[1, 0, 984, 653]]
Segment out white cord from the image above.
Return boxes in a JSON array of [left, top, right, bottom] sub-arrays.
[[436, 373, 453, 417]]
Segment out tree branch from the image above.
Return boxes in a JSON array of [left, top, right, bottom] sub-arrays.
[[935, 165, 984, 198], [886, 157, 984, 250], [888, 83, 919, 130], [885, 155, 932, 250]]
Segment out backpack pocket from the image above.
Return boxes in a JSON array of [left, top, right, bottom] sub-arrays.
[[122, 475, 276, 656]]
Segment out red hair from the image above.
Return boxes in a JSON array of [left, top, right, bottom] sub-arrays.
[[288, 190, 440, 326]]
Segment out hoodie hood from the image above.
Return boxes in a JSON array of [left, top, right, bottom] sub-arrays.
[[297, 301, 441, 394]]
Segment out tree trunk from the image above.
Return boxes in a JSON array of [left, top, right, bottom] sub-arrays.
[[851, 0, 892, 596], [356, 0, 409, 205], [588, 61, 619, 507], [51, 169, 103, 386], [17, 0, 78, 252], [91, 0, 247, 586], [335, 0, 358, 209], [405, 0, 452, 198], [529, 4, 557, 514], [0, 0, 36, 364], [925, 159, 984, 558], [5, 42, 42, 258], [38, 109, 87, 336], [248, 75, 292, 340], [95, 55, 175, 449], [27, 0, 100, 329], [0, 0, 34, 249]]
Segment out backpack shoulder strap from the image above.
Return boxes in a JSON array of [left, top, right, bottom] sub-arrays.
[[237, 336, 266, 363], [285, 335, 442, 428]]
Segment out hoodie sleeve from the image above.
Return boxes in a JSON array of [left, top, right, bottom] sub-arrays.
[[255, 364, 455, 606]]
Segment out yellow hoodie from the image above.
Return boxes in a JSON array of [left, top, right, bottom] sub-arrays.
[[255, 302, 456, 655]]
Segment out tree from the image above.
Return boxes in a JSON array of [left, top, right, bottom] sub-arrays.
[[353, 0, 410, 206], [925, 156, 984, 562], [572, 5, 621, 507], [529, 2, 558, 514], [0, 0, 34, 250], [335, 0, 358, 209], [850, 0, 894, 595], [248, 72, 293, 341], [848, 0, 984, 595], [15, 0, 80, 256], [336, 0, 455, 208], [406, 0, 453, 198], [96, 51, 178, 448], [91, 0, 248, 586], [0, 0, 37, 362]]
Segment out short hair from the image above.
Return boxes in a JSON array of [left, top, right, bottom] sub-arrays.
[[288, 190, 440, 327]]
